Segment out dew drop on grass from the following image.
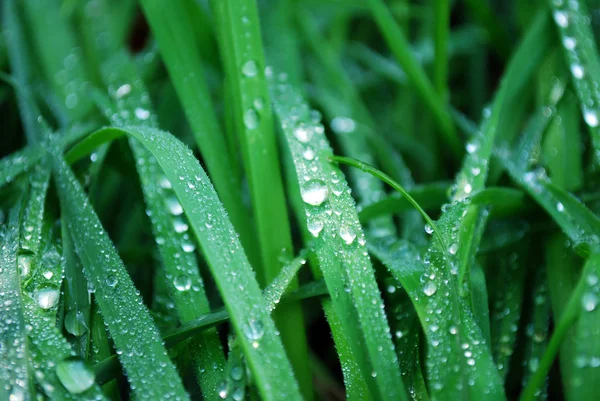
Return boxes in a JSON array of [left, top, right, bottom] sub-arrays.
[[56, 358, 95, 394], [587, 274, 599, 286], [173, 218, 189, 233], [243, 319, 265, 344], [293, 123, 313, 143], [174, 275, 192, 291], [582, 292, 598, 311], [563, 36, 576, 49], [244, 108, 259, 130], [159, 176, 172, 189], [230, 366, 244, 381], [242, 60, 258, 77], [166, 197, 183, 215], [423, 281, 437, 296], [106, 275, 118, 288], [135, 107, 150, 120], [556, 202, 565, 212], [301, 180, 329, 206], [232, 388, 244, 401], [584, 108, 599, 127], [570, 64, 584, 79], [466, 142, 478, 153], [218, 383, 228, 399], [303, 147, 316, 161], [307, 217, 324, 237], [424, 224, 434, 235], [18, 255, 32, 277], [554, 10, 569, 27], [64, 310, 88, 336], [116, 84, 131, 98], [448, 243, 459, 255], [331, 116, 356, 134], [339, 225, 357, 245], [36, 286, 60, 309], [181, 242, 195, 253]]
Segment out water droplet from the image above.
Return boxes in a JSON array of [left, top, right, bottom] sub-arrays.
[[244, 108, 259, 129], [116, 84, 131, 98], [293, 123, 313, 143], [56, 358, 95, 394], [242, 60, 258, 77], [135, 107, 150, 120], [173, 218, 189, 233], [582, 292, 598, 311], [181, 242, 195, 253], [571, 64, 584, 79], [301, 180, 328, 206], [166, 197, 184, 215], [18, 255, 32, 277], [232, 388, 244, 401], [467, 358, 475, 366], [231, 365, 244, 381], [423, 281, 437, 296], [159, 176, 172, 189], [563, 36, 576, 50], [174, 275, 192, 291], [339, 225, 357, 245], [557, 202, 564, 212], [587, 274, 599, 286], [424, 224, 434, 235], [36, 286, 60, 309], [65, 310, 88, 336], [303, 147, 316, 161], [43, 271, 53, 280], [584, 108, 599, 127], [331, 116, 356, 134], [466, 142, 478, 153], [253, 97, 264, 110], [218, 383, 228, 399], [307, 218, 324, 237], [106, 275, 118, 288], [554, 10, 568, 27], [448, 243, 458, 255], [243, 319, 265, 345]]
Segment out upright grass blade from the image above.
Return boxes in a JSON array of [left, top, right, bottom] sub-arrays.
[[549, 0, 600, 162], [51, 148, 191, 401], [138, 0, 256, 263], [209, 0, 310, 395], [270, 77, 407, 401], [23, 0, 93, 122], [97, 50, 226, 400], [0, 212, 32, 401], [65, 126, 303, 401], [365, 0, 461, 157]]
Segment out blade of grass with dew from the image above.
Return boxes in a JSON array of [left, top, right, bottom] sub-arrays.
[[50, 148, 191, 401], [521, 250, 600, 401], [0, 210, 34, 401], [332, 156, 506, 400], [137, 0, 256, 263], [365, 0, 461, 157], [209, 0, 311, 395], [549, 0, 600, 162], [98, 51, 227, 400], [470, 263, 491, 346], [23, 0, 93, 122], [488, 245, 527, 381], [451, 11, 553, 294], [65, 125, 304, 401], [520, 265, 550, 401], [270, 77, 407, 401]]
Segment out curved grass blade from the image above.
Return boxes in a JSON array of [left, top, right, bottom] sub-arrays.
[[138, 0, 256, 262], [263, 250, 309, 312], [50, 149, 191, 401], [64, 126, 303, 401], [365, 0, 461, 157], [97, 50, 226, 400], [549, 0, 600, 162], [270, 78, 407, 401]]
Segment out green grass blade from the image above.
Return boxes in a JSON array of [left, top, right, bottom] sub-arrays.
[[0, 213, 33, 401], [50, 149, 191, 401], [263, 250, 308, 312], [64, 125, 303, 401], [549, 0, 600, 162], [366, 0, 461, 157], [99, 51, 227, 400], [270, 78, 407, 401], [209, 0, 310, 394], [137, 0, 256, 262], [23, 0, 93, 122]]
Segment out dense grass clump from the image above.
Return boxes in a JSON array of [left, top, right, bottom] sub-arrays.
[[2, 0, 600, 400]]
